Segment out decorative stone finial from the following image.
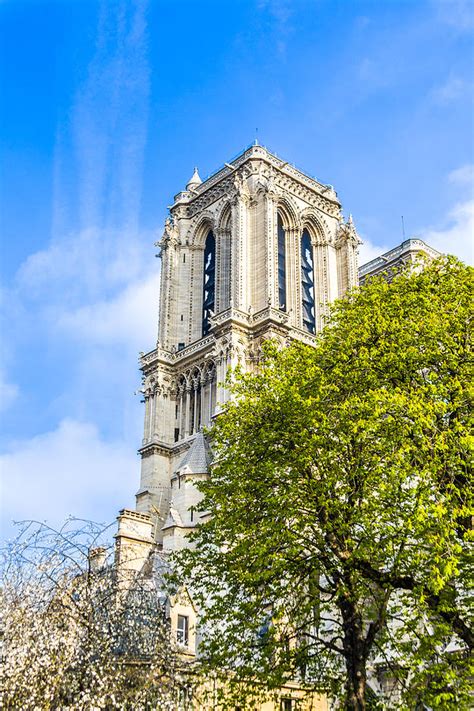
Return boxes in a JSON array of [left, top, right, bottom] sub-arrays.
[[186, 167, 202, 190]]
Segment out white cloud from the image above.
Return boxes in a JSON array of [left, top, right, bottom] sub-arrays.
[[17, 227, 152, 301], [419, 198, 474, 264], [58, 271, 158, 348], [12, 222, 159, 353], [359, 166, 474, 266], [0, 419, 137, 540], [416, 164, 474, 264], [448, 164, 474, 187], [358, 237, 392, 266]]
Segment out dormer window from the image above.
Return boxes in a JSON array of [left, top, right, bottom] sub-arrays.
[[202, 231, 216, 336]]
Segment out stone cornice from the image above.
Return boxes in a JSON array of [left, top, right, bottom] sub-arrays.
[[359, 238, 441, 278], [138, 440, 175, 457], [140, 306, 312, 374], [139, 434, 198, 458], [171, 145, 341, 219], [140, 335, 215, 371]]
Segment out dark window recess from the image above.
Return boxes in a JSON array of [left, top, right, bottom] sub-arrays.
[[180, 314, 184, 321], [277, 214, 287, 311], [281, 700, 293, 711], [174, 428, 179, 442], [301, 228, 316, 334], [183, 253, 186, 263], [177, 614, 189, 645], [202, 230, 216, 336], [177, 342, 185, 351]]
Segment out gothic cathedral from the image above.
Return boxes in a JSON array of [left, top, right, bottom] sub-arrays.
[[116, 143, 361, 562]]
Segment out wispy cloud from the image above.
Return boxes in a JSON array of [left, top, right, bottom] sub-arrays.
[[433, 0, 474, 32], [257, 0, 293, 57], [431, 74, 473, 104], [1, 1, 154, 534], [54, 0, 150, 237], [0, 370, 18, 414]]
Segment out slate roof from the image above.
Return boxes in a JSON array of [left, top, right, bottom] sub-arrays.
[[174, 431, 212, 475]]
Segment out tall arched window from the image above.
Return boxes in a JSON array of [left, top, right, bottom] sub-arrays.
[[277, 214, 287, 311], [301, 229, 315, 334], [202, 230, 216, 336]]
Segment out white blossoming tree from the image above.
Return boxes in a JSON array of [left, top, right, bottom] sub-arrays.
[[0, 520, 194, 710]]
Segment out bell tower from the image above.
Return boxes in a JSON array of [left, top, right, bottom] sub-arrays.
[[130, 143, 361, 551]]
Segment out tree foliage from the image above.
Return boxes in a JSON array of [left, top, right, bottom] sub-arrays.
[[176, 257, 473, 710], [0, 520, 191, 710]]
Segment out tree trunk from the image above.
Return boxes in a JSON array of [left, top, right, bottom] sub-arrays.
[[339, 592, 368, 711], [344, 660, 367, 711]]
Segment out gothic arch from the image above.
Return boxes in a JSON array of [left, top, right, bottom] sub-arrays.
[[216, 201, 232, 232], [202, 359, 216, 382], [299, 208, 330, 245], [191, 212, 216, 247], [275, 196, 300, 231]]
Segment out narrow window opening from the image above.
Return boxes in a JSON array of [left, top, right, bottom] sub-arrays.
[[177, 614, 189, 646], [183, 253, 186, 263], [277, 214, 287, 311], [301, 229, 316, 334], [202, 230, 216, 336]]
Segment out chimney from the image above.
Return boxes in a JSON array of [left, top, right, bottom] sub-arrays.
[[89, 546, 107, 573]]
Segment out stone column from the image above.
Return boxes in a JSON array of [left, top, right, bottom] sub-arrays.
[[210, 375, 216, 419], [148, 394, 155, 440], [152, 389, 160, 439], [200, 375, 208, 428], [313, 242, 330, 332], [143, 395, 151, 443], [184, 385, 191, 437], [265, 193, 276, 308], [230, 187, 250, 311], [179, 385, 185, 440], [192, 380, 199, 434], [216, 355, 226, 412], [287, 227, 299, 328]]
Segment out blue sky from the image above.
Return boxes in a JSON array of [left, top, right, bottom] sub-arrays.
[[1, 0, 473, 539]]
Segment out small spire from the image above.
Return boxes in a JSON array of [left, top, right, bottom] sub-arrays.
[[186, 167, 202, 190]]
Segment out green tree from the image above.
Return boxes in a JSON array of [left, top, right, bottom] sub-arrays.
[[176, 257, 473, 710]]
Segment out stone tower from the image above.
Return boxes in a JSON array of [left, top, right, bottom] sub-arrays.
[[117, 143, 361, 555]]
